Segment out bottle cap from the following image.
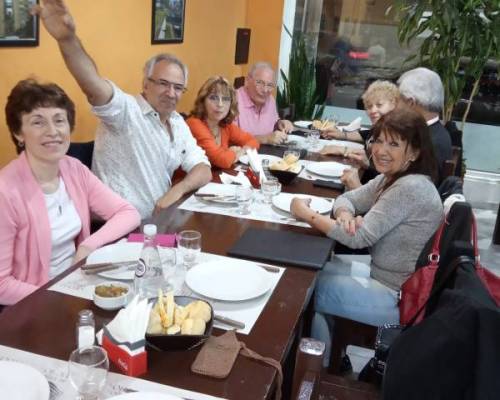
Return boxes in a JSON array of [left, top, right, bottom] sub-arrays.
[[78, 309, 94, 324], [143, 224, 157, 237]]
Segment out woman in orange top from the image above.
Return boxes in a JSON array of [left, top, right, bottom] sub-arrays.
[[187, 76, 259, 169]]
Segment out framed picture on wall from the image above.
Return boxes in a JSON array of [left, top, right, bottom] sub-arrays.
[[151, 0, 186, 44], [0, 0, 39, 47]]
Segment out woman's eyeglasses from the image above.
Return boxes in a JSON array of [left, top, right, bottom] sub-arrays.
[[207, 94, 231, 104]]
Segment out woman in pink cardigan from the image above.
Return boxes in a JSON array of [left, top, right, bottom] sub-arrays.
[[0, 79, 141, 305]]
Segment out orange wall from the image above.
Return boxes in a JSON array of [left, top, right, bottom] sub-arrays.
[[0, 0, 285, 167]]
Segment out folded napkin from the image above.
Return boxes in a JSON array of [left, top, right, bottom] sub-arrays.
[[106, 295, 152, 344], [128, 233, 176, 247], [245, 148, 267, 183], [219, 172, 252, 187], [340, 116, 362, 132]]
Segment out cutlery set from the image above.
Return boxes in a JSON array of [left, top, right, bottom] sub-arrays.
[[81, 261, 137, 275]]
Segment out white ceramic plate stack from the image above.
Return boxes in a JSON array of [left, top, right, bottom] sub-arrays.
[[305, 161, 349, 178], [0, 361, 50, 400], [186, 260, 273, 301], [272, 192, 333, 215]]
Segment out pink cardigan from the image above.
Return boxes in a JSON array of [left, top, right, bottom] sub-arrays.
[[0, 152, 141, 305]]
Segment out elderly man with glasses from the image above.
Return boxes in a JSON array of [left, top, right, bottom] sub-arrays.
[[236, 62, 294, 145], [35, 0, 211, 218]]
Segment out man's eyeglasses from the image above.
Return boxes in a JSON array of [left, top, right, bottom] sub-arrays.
[[148, 77, 187, 94], [207, 94, 232, 104], [254, 79, 275, 90]]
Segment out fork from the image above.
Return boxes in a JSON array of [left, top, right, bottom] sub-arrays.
[[48, 381, 62, 400]]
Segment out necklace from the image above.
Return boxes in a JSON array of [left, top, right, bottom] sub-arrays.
[[208, 124, 221, 145], [43, 178, 64, 217]]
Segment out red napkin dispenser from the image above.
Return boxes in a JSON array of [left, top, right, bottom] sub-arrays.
[[102, 327, 147, 377], [245, 168, 261, 189]]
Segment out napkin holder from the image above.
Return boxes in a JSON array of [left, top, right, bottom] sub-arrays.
[[102, 326, 147, 377], [244, 168, 261, 188]]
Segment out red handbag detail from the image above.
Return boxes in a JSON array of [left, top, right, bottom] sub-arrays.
[[471, 214, 500, 307], [399, 218, 446, 325]]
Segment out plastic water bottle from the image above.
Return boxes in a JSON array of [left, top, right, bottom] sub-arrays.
[[134, 224, 165, 299]]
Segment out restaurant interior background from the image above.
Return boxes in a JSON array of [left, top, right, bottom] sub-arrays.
[[1, 0, 499, 205]]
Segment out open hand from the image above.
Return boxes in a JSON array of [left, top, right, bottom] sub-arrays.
[[290, 197, 312, 220], [346, 148, 370, 168], [32, 0, 76, 42], [336, 215, 363, 236], [276, 119, 294, 133], [340, 168, 362, 190], [270, 130, 288, 145]]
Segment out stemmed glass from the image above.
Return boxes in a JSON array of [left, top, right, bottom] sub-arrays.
[[68, 346, 109, 400], [261, 178, 282, 204]]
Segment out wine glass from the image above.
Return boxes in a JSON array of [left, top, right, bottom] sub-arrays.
[[68, 346, 109, 400]]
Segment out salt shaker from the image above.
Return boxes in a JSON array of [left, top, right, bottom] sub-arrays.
[[76, 309, 95, 348]]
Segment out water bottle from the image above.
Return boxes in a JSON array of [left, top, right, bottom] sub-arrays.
[[134, 224, 165, 299]]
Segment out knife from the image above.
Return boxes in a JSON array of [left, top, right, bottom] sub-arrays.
[[213, 314, 246, 329], [81, 260, 137, 270], [194, 193, 236, 201]]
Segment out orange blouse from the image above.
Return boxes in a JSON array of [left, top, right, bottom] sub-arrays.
[[187, 117, 260, 169]]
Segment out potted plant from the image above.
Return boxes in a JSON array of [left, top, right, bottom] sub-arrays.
[[277, 34, 325, 121], [391, 0, 500, 130]]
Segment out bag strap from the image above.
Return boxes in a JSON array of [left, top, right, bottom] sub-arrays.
[[427, 217, 448, 265], [471, 213, 481, 267], [404, 255, 472, 329]]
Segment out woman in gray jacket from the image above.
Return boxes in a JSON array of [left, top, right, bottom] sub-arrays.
[[291, 106, 443, 364]]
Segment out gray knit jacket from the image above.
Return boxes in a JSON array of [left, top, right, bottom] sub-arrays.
[[328, 174, 443, 291]]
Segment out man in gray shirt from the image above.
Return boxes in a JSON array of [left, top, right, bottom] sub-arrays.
[[35, 0, 211, 218]]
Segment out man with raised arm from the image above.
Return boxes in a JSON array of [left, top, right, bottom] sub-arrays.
[[34, 0, 211, 218], [236, 62, 294, 145]]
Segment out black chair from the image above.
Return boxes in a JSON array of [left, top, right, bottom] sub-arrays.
[[233, 76, 245, 89], [67, 141, 94, 169]]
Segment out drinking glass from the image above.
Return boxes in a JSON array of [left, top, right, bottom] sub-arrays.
[[235, 186, 253, 215], [68, 346, 109, 400], [158, 247, 177, 292], [307, 130, 321, 150], [261, 178, 282, 204], [177, 230, 201, 268]]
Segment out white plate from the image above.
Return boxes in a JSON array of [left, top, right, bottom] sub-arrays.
[[305, 161, 349, 178], [294, 120, 312, 128], [272, 192, 333, 215], [0, 361, 49, 400], [238, 153, 281, 165], [186, 260, 273, 301], [107, 393, 182, 400], [86, 242, 143, 280]]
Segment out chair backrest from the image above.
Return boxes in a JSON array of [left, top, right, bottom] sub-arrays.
[[233, 76, 245, 89], [67, 141, 94, 169], [442, 145, 462, 178]]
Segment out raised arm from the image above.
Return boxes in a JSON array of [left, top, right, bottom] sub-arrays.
[[33, 0, 112, 106]]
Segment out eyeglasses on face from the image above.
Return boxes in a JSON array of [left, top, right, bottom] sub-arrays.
[[148, 77, 187, 94], [254, 79, 275, 89], [207, 94, 232, 104]]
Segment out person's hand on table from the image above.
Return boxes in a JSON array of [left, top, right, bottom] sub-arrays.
[[276, 119, 294, 133], [340, 168, 362, 191], [290, 197, 312, 220], [73, 245, 92, 265], [320, 144, 344, 156], [154, 184, 185, 214], [269, 130, 288, 145], [346, 148, 370, 168], [320, 127, 343, 139]]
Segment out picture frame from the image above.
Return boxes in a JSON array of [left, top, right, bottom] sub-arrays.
[[0, 0, 39, 47], [151, 0, 186, 44]]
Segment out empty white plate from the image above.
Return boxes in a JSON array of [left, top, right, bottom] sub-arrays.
[[186, 260, 273, 301], [107, 393, 182, 400], [0, 361, 49, 400], [305, 161, 350, 178], [272, 192, 333, 215], [293, 120, 312, 128], [239, 153, 281, 165]]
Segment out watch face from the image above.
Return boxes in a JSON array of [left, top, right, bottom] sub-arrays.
[[135, 259, 146, 277]]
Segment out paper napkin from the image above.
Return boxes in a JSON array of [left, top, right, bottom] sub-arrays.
[[219, 172, 252, 187]]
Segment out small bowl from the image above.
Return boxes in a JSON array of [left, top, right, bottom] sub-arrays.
[[269, 167, 303, 185], [145, 296, 214, 351], [93, 282, 131, 311]]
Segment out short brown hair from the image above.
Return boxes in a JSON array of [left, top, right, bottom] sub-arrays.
[[362, 80, 399, 109], [371, 105, 438, 190], [190, 76, 238, 126], [5, 79, 75, 154]]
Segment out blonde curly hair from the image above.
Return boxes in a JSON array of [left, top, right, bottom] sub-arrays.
[[362, 80, 399, 109], [190, 76, 239, 126]]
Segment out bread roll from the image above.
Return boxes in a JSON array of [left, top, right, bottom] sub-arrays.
[[270, 160, 290, 171], [166, 324, 181, 335], [187, 300, 211, 323], [284, 153, 299, 165], [147, 309, 163, 334]]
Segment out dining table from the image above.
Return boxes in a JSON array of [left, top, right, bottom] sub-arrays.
[[0, 143, 353, 399]]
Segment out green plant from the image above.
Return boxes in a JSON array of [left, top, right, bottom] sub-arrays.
[[391, 0, 500, 129], [277, 35, 325, 120]]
